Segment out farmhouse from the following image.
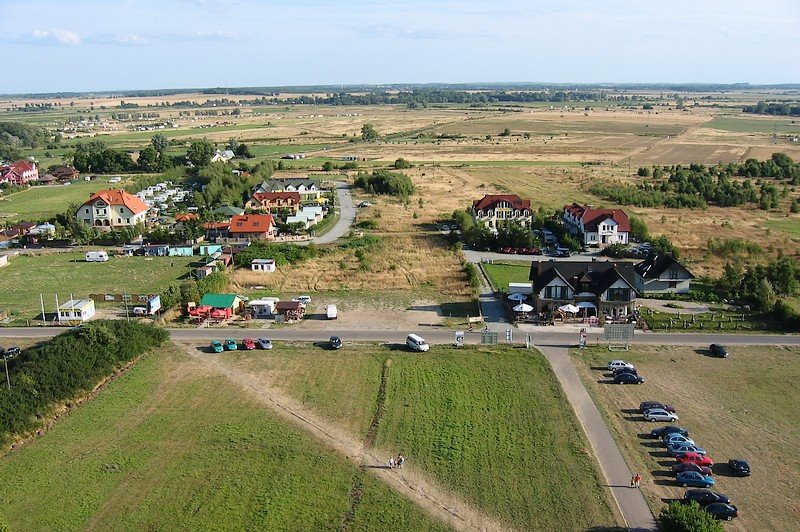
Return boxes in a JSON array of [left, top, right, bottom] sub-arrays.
[[255, 178, 323, 203], [51, 166, 79, 181], [228, 214, 275, 240], [0, 160, 39, 185], [77, 189, 148, 231], [634, 253, 694, 294], [57, 298, 96, 322], [245, 191, 301, 213], [563, 203, 629, 247], [210, 149, 236, 163], [251, 258, 276, 272], [471, 194, 532, 230], [529, 259, 639, 318]]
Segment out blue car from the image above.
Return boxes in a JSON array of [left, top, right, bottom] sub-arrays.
[[677, 471, 715, 488], [663, 434, 695, 447], [668, 443, 707, 457]]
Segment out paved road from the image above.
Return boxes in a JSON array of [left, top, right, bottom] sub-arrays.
[[463, 249, 607, 265], [537, 344, 657, 531], [310, 181, 355, 245], [475, 263, 508, 332]]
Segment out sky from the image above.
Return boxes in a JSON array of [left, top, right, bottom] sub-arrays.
[[1, 0, 799, 94]]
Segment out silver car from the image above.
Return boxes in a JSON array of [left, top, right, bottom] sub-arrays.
[[607, 360, 634, 371], [643, 408, 679, 422], [663, 434, 695, 446], [668, 443, 707, 456]]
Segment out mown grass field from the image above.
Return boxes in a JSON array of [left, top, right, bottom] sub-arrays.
[[762, 217, 800, 238], [220, 344, 620, 531], [704, 116, 800, 134], [0, 252, 194, 320], [481, 262, 532, 292], [0, 345, 446, 531], [0, 180, 129, 223], [571, 345, 800, 532]]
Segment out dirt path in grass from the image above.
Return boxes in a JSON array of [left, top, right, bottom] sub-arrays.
[[177, 343, 511, 532]]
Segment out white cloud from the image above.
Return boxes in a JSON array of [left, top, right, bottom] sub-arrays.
[[162, 30, 242, 42], [87, 33, 148, 46], [31, 28, 81, 46]]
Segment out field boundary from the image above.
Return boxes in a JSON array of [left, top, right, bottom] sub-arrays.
[[364, 358, 390, 447]]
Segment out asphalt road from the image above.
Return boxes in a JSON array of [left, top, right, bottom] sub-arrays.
[[310, 181, 355, 245]]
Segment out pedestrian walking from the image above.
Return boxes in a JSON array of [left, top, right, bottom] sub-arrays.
[[630, 475, 635, 488], [634, 473, 641, 488], [397, 454, 404, 468], [389, 457, 395, 469]]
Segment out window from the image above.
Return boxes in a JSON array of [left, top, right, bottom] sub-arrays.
[[669, 269, 680, 279], [544, 286, 570, 300], [126, 218, 131, 224], [85, 208, 89, 214], [606, 288, 631, 301], [117, 218, 122, 223]]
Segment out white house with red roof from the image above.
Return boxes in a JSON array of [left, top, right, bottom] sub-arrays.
[[563, 203, 630, 247], [76, 189, 149, 230], [471, 194, 532, 230], [0, 160, 39, 185]]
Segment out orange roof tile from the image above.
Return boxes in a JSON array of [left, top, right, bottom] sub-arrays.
[[81, 189, 149, 215]]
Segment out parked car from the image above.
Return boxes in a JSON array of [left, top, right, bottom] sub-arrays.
[[224, 338, 238, 351], [643, 408, 678, 422], [668, 443, 707, 457], [257, 338, 273, 350], [639, 401, 676, 414], [709, 343, 729, 358], [295, 295, 312, 305], [672, 462, 712, 475], [241, 338, 256, 350], [614, 372, 644, 384], [704, 503, 738, 521], [683, 489, 730, 506], [330, 336, 343, 350], [357, 201, 372, 208], [663, 434, 695, 447], [651, 425, 689, 438], [677, 471, 715, 488], [4, 346, 20, 357], [210, 340, 224, 353], [612, 366, 637, 376], [728, 458, 751, 477], [676, 452, 714, 467], [607, 360, 634, 371]]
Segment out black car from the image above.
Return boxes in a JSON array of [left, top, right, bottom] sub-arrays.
[[612, 366, 637, 376], [639, 401, 676, 414], [651, 425, 689, 438], [704, 503, 738, 521], [329, 336, 343, 350], [728, 458, 751, 476], [709, 343, 729, 358], [683, 489, 730, 506], [614, 372, 644, 384], [2, 346, 20, 358]]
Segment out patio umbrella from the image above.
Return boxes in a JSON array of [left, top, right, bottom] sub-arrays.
[[513, 303, 534, 313], [507, 293, 527, 301], [576, 301, 596, 309], [559, 304, 580, 314]]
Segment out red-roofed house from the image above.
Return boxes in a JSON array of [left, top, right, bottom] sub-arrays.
[[0, 160, 39, 185], [471, 194, 532, 230], [245, 191, 301, 213], [76, 189, 149, 230], [229, 214, 275, 240], [563, 203, 630, 247]]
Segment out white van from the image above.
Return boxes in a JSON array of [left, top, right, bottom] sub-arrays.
[[406, 334, 429, 352], [326, 304, 338, 320], [85, 251, 109, 262]]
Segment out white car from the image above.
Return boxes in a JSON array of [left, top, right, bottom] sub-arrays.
[[607, 360, 634, 371], [294, 295, 311, 305], [643, 408, 679, 422]]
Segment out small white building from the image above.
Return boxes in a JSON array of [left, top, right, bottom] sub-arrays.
[[58, 299, 96, 322], [251, 258, 276, 273], [248, 297, 280, 317]]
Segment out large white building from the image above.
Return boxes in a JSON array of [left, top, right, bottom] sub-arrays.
[[563, 203, 630, 247], [77, 189, 149, 231]]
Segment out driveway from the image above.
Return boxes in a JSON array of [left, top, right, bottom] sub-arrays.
[[310, 181, 355, 245], [463, 249, 608, 264]]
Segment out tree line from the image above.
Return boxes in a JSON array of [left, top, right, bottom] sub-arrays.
[[743, 101, 800, 116]]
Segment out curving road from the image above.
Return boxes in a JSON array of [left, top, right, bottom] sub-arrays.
[[310, 181, 355, 245]]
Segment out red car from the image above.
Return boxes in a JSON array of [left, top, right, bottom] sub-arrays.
[[241, 338, 256, 350], [672, 462, 713, 475], [676, 452, 714, 467]]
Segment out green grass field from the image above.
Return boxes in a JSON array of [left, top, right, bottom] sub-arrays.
[[0, 345, 446, 531], [0, 252, 194, 320], [481, 262, 532, 292], [571, 345, 800, 532], [221, 344, 618, 530], [762, 218, 800, 238], [0, 180, 130, 223], [704, 116, 800, 134]]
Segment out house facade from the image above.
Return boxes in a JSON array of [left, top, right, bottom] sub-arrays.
[[77, 189, 148, 230], [471, 194, 532, 230], [210, 149, 235, 163], [634, 254, 694, 294], [0, 160, 39, 185], [529, 259, 639, 318], [228, 214, 275, 240], [254, 178, 323, 203], [563, 203, 630, 247], [245, 191, 301, 213], [51, 166, 79, 181]]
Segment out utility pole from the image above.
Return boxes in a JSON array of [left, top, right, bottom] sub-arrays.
[[4, 356, 9, 390]]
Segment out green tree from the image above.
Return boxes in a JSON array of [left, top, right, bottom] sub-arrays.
[[393, 157, 412, 169], [234, 143, 253, 158], [755, 277, 777, 311], [322, 161, 335, 171], [186, 140, 214, 167], [637, 167, 651, 177], [629, 216, 650, 242], [137, 146, 160, 172], [500, 128, 511, 137], [791, 199, 799, 213], [659, 501, 723, 532], [151, 133, 168, 153], [361, 123, 380, 141]]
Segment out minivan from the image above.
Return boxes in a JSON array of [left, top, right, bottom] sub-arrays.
[[406, 334, 429, 352], [85, 251, 109, 262]]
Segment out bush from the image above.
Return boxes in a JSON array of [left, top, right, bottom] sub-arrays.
[[353, 169, 415, 197], [0, 321, 168, 444], [355, 219, 379, 230], [659, 501, 723, 532], [464, 263, 481, 291], [233, 242, 319, 268], [393, 157, 412, 169]]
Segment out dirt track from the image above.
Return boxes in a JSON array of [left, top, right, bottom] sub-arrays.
[[177, 342, 511, 532]]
